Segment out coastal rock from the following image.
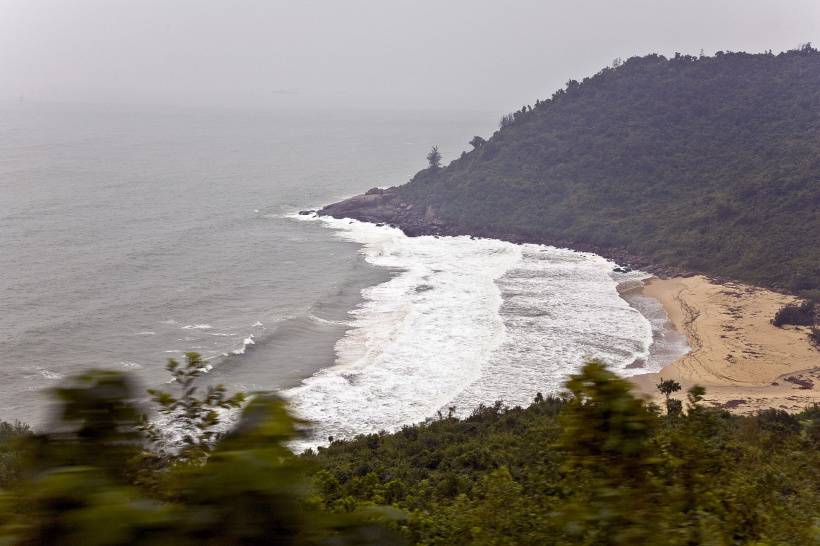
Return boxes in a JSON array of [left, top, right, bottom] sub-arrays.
[[317, 189, 692, 278], [319, 188, 426, 229]]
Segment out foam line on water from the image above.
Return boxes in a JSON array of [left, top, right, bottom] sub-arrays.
[[447, 246, 655, 415], [286, 213, 662, 450], [285, 215, 520, 448]]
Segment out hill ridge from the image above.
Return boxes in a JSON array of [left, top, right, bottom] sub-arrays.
[[321, 47, 820, 296]]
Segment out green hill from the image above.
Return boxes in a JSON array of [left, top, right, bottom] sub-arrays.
[[389, 47, 820, 295]]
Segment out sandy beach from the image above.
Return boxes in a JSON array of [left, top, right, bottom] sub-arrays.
[[631, 276, 819, 413]]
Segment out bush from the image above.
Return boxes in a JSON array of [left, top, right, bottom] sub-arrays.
[[772, 300, 816, 327], [0, 421, 31, 488], [756, 408, 801, 434], [810, 327, 820, 348]]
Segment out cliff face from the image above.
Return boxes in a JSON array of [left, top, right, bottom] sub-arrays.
[[319, 49, 820, 295]]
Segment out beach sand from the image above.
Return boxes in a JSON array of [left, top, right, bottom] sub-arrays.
[[631, 276, 820, 413]]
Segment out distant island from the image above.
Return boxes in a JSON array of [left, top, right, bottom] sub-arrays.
[[319, 46, 820, 298]]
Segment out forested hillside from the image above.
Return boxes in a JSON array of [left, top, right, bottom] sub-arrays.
[[394, 47, 820, 295]]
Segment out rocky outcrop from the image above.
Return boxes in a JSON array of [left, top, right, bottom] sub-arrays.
[[314, 188, 694, 278], [317, 187, 446, 237]]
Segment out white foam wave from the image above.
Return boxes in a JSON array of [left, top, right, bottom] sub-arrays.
[[182, 323, 213, 330], [447, 246, 654, 415], [308, 314, 349, 327], [286, 217, 520, 448], [38, 368, 64, 380], [148, 404, 239, 455], [286, 214, 668, 450], [231, 334, 256, 355]]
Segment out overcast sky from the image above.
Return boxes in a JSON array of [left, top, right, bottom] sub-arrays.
[[1, 0, 818, 113]]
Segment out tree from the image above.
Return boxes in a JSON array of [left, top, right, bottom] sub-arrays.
[[656, 378, 682, 415], [499, 113, 515, 128], [469, 136, 486, 149], [559, 360, 662, 544], [426, 146, 442, 169], [142, 353, 245, 459], [35, 370, 145, 477], [687, 385, 706, 410]]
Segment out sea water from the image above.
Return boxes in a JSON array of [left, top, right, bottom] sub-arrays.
[[286, 216, 689, 449], [0, 102, 494, 424], [0, 102, 687, 443]]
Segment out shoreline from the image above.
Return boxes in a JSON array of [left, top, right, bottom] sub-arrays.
[[630, 276, 819, 413], [617, 277, 690, 375], [313, 194, 818, 414], [313, 189, 692, 279]]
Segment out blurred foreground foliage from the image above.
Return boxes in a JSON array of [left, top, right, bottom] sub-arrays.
[[0, 357, 817, 544], [0, 357, 402, 545]]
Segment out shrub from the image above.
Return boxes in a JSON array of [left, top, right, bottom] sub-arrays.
[[756, 409, 801, 434], [772, 300, 815, 327], [809, 327, 820, 348]]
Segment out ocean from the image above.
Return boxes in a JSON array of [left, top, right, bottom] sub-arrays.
[[0, 102, 688, 443]]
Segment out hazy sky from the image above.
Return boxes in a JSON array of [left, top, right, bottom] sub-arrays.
[[2, 0, 819, 113]]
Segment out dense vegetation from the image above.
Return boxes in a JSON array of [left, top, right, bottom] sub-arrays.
[[308, 363, 820, 545], [771, 300, 819, 346], [1, 356, 818, 544], [398, 47, 820, 296], [772, 300, 816, 327]]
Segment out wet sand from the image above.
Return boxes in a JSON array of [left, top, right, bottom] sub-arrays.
[[631, 276, 820, 413]]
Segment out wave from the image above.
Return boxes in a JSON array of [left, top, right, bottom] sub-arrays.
[[231, 334, 256, 355], [308, 313, 349, 327], [285, 217, 520, 448], [182, 323, 213, 330], [283, 215, 669, 450], [38, 368, 64, 380], [446, 247, 655, 415]]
